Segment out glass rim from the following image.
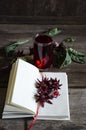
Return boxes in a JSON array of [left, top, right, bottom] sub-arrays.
[[35, 34, 53, 45]]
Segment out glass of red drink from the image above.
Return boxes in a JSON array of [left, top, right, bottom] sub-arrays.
[[34, 34, 54, 69]]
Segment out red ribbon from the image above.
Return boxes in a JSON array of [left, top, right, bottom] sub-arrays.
[[27, 104, 41, 130]]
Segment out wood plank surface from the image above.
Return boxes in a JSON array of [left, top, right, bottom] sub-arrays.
[[0, 25, 86, 88], [0, 0, 86, 24], [0, 24, 86, 130]]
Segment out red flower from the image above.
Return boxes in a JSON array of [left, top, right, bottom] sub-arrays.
[[35, 76, 62, 107]]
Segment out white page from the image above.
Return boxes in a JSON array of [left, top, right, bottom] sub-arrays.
[[10, 59, 42, 114], [38, 72, 70, 120], [2, 104, 34, 119]]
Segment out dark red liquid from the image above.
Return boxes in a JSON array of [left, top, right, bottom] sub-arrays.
[[34, 35, 53, 69]]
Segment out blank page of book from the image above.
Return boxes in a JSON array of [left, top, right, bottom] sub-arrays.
[[10, 59, 41, 114], [38, 72, 70, 120]]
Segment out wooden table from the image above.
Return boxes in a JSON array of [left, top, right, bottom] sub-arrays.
[[0, 24, 86, 130]]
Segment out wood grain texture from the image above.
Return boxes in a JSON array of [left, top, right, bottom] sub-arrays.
[[0, 16, 86, 25], [34, 0, 86, 16], [0, 24, 86, 130], [0, 0, 86, 24], [0, 25, 86, 88], [0, 0, 33, 16], [0, 0, 86, 16]]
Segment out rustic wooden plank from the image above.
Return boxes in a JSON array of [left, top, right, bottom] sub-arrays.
[[0, 0, 86, 24], [0, 24, 86, 50], [1, 0, 86, 17], [0, 0, 33, 16], [0, 16, 86, 25], [0, 24, 86, 88], [0, 25, 86, 88], [0, 88, 86, 130], [0, 24, 86, 33], [34, 0, 86, 17]]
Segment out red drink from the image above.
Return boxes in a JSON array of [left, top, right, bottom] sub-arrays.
[[34, 34, 53, 69]]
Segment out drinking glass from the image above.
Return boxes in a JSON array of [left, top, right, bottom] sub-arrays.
[[34, 34, 54, 69]]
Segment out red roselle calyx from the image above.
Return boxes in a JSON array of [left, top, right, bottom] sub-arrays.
[[27, 76, 62, 130], [35, 76, 62, 107]]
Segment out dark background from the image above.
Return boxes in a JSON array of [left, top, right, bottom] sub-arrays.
[[0, 0, 86, 24]]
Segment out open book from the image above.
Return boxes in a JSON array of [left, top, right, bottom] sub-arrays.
[[2, 58, 70, 120]]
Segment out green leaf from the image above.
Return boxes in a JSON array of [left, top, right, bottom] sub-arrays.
[[53, 43, 66, 68], [70, 54, 86, 63], [68, 48, 86, 63], [45, 28, 62, 37], [5, 39, 29, 54], [68, 48, 85, 57], [53, 43, 72, 68], [63, 37, 76, 43], [60, 49, 72, 68]]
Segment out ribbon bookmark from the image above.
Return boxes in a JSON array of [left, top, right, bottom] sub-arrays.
[[27, 104, 41, 130]]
